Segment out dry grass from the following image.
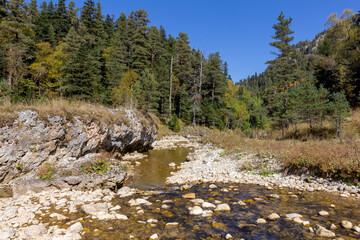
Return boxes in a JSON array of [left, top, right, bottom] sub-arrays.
[[0, 98, 154, 127], [195, 113, 360, 182]]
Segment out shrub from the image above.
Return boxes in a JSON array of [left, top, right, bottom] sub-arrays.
[[168, 114, 180, 132], [38, 163, 56, 180], [80, 159, 111, 175]]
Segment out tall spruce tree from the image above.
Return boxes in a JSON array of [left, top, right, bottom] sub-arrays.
[[54, 0, 70, 42], [266, 12, 299, 135], [131, 9, 150, 73]]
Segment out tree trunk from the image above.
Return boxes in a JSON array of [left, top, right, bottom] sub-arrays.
[[169, 56, 173, 116]]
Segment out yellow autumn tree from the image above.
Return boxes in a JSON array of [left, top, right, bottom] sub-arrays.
[[111, 70, 139, 107], [28, 42, 66, 98]]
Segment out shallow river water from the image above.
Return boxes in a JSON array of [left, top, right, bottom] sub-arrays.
[[38, 148, 360, 239]]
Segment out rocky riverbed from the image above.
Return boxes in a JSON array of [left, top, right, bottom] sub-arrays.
[[167, 139, 360, 198], [0, 135, 359, 239]]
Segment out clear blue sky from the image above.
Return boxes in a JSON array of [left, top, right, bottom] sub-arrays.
[[50, 0, 359, 81]]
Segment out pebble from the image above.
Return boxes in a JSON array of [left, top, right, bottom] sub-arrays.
[[341, 220, 353, 229], [256, 218, 266, 224], [225, 233, 233, 239], [318, 211, 329, 216], [165, 222, 179, 227], [314, 224, 336, 237], [215, 203, 231, 212], [202, 202, 216, 208], [169, 162, 176, 167], [268, 194, 279, 199], [191, 199, 204, 205], [237, 200, 246, 206], [182, 193, 196, 199], [190, 206, 203, 215], [302, 221, 310, 226], [149, 233, 159, 240], [293, 217, 303, 224], [268, 213, 280, 221], [286, 213, 302, 220], [67, 222, 83, 234], [353, 226, 360, 233], [330, 224, 337, 230], [209, 184, 218, 189]]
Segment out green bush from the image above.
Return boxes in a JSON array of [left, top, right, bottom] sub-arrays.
[[80, 159, 111, 175], [168, 114, 180, 132]]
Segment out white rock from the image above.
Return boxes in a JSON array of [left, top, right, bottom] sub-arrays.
[[115, 214, 128, 220], [202, 202, 216, 208], [341, 220, 353, 229], [215, 203, 230, 212], [129, 198, 152, 206], [165, 222, 179, 227], [209, 184, 217, 189], [67, 222, 83, 234], [190, 206, 203, 215], [302, 221, 310, 226], [293, 217, 303, 224], [147, 219, 158, 223], [318, 211, 329, 216], [353, 226, 360, 233], [50, 213, 68, 221], [256, 218, 266, 224], [202, 210, 213, 217], [268, 194, 280, 199], [191, 199, 204, 205], [117, 187, 134, 197], [286, 213, 302, 220], [161, 204, 170, 209], [81, 203, 108, 216], [268, 213, 280, 221], [97, 213, 116, 220], [314, 224, 336, 237], [149, 233, 159, 240], [23, 225, 47, 236], [225, 233, 233, 239], [237, 200, 246, 206]]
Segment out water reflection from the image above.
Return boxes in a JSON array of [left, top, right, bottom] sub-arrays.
[[130, 147, 191, 190]]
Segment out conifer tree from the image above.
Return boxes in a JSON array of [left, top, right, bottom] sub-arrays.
[[266, 12, 299, 135], [133, 69, 159, 113], [131, 9, 150, 73], [54, 0, 70, 41]]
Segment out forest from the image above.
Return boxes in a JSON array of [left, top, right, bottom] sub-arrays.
[[0, 0, 359, 137], [0, 0, 266, 131]]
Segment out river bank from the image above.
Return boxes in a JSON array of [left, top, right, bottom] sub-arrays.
[[0, 135, 359, 239]]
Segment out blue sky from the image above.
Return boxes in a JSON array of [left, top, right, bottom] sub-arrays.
[[48, 0, 359, 82]]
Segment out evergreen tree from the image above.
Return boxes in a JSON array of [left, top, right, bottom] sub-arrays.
[[54, 0, 70, 42], [28, 0, 38, 23], [131, 9, 150, 73], [329, 91, 350, 140], [266, 12, 299, 135], [133, 69, 159, 113]]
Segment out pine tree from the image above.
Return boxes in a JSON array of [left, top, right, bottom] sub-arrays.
[[131, 9, 150, 73], [133, 69, 159, 113], [148, 26, 163, 73], [104, 14, 114, 43], [266, 12, 299, 135], [329, 91, 350, 140], [54, 0, 70, 42], [28, 0, 38, 23]]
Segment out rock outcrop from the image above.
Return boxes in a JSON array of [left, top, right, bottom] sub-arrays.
[[0, 109, 157, 196]]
